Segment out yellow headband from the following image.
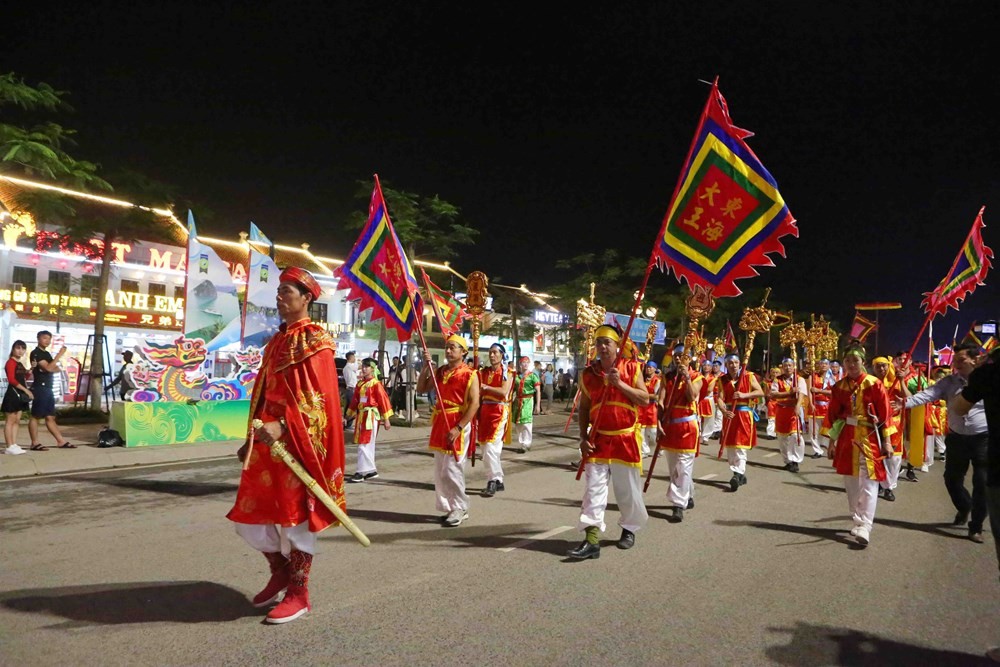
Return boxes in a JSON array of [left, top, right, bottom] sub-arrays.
[[872, 356, 890, 365], [593, 325, 620, 343], [446, 334, 468, 351]]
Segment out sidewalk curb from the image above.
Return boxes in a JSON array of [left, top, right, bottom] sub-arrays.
[[0, 408, 575, 480]]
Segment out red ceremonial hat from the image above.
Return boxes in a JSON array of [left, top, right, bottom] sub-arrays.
[[280, 267, 322, 301]]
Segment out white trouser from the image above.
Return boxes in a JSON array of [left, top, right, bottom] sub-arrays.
[[713, 408, 723, 435], [934, 434, 946, 455], [880, 454, 902, 490], [640, 425, 657, 456], [778, 432, 805, 464], [235, 522, 316, 556], [434, 446, 469, 513], [924, 435, 935, 468], [726, 447, 747, 475], [700, 415, 715, 443], [766, 418, 776, 438], [844, 456, 879, 532], [356, 423, 378, 474], [809, 417, 828, 454], [483, 427, 505, 483], [578, 463, 649, 534], [666, 450, 695, 508], [516, 422, 533, 449]]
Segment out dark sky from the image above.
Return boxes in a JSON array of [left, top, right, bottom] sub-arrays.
[[5, 2, 999, 354]]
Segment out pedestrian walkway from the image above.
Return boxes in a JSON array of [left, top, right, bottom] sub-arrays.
[[0, 412, 572, 480]]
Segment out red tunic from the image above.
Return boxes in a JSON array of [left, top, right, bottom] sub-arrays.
[[719, 371, 758, 449], [478, 365, 510, 444], [698, 373, 716, 418], [580, 357, 644, 468], [429, 364, 477, 456], [883, 376, 905, 454], [227, 318, 346, 532], [657, 369, 701, 454], [771, 375, 803, 435], [638, 374, 661, 427], [347, 377, 393, 445], [810, 373, 831, 418], [822, 372, 893, 481]]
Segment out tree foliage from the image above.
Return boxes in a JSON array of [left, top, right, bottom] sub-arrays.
[[0, 72, 109, 190], [346, 180, 477, 260]]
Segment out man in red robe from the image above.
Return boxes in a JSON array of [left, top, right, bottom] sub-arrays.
[[716, 353, 765, 491], [568, 325, 650, 560], [346, 357, 393, 483], [417, 334, 480, 527], [638, 360, 661, 457], [656, 344, 703, 522], [478, 343, 514, 497], [228, 267, 346, 624], [822, 345, 894, 546]]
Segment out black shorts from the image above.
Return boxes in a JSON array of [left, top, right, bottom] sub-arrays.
[[30, 386, 56, 418]]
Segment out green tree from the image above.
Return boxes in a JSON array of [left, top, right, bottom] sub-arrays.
[[59, 170, 178, 410], [0, 72, 108, 190]]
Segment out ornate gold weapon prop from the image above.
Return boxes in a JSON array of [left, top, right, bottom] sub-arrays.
[[564, 283, 606, 433], [465, 271, 489, 467], [645, 286, 714, 492], [779, 317, 808, 442], [252, 419, 371, 547]]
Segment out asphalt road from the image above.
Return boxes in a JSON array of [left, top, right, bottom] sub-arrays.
[[1, 428, 998, 666]]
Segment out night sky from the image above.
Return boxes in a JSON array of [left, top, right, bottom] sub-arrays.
[[5, 2, 999, 354]]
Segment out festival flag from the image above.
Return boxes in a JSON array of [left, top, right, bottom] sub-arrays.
[[420, 268, 468, 336], [935, 345, 954, 366], [336, 176, 421, 341], [652, 79, 797, 297], [849, 311, 877, 342], [920, 207, 994, 317], [724, 320, 737, 351], [242, 221, 282, 347], [183, 210, 242, 350]]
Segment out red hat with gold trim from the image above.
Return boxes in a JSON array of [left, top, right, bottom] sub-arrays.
[[279, 267, 322, 301]]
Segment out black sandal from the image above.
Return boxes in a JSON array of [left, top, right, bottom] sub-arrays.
[[56, 442, 77, 449], [30, 443, 49, 451]]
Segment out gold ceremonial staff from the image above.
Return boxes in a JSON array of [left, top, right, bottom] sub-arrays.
[[464, 271, 490, 467], [252, 419, 371, 547]]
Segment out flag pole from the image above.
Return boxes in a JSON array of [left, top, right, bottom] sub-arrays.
[[907, 213, 981, 357], [574, 77, 720, 481], [418, 268, 462, 462]]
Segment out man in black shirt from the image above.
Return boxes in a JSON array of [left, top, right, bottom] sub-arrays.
[[955, 348, 1000, 663], [28, 330, 72, 450]]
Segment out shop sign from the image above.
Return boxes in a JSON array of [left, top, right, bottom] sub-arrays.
[[533, 309, 568, 325]]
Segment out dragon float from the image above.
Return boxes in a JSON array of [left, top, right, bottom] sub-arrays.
[[129, 335, 262, 402]]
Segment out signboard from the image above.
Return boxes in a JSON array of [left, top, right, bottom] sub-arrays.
[[0, 288, 184, 330], [533, 309, 569, 325], [603, 312, 667, 345]]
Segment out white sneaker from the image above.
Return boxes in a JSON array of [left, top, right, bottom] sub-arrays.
[[855, 527, 870, 546], [4, 444, 26, 455], [443, 509, 468, 527], [920, 465, 930, 473], [849, 526, 860, 537]]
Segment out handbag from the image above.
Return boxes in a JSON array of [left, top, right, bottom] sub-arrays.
[[14, 388, 31, 411]]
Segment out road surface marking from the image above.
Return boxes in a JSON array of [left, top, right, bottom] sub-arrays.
[[698, 473, 718, 480], [498, 525, 574, 553], [764, 452, 779, 458]]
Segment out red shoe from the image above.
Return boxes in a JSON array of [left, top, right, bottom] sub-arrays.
[[265, 585, 310, 624], [253, 552, 289, 608]]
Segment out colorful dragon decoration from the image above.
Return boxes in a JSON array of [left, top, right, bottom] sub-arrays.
[[128, 335, 262, 402]]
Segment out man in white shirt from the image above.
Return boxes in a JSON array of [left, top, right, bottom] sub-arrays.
[[342, 351, 359, 428]]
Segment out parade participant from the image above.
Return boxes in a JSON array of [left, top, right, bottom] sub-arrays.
[[638, 361, 661, 457], [904, 344, 988, 542], [416, 334, 480, 527], [829, 360, 843, 383], [28, 330, 71, 450], [568, 325, 649, 559], [656, 344, 703, 521], [711, 359, 724, 437], [513, 356, 541, 452], [716, 353, 765, 491], [771, 358, 808, 473], [228, 267, 346, 624], [808, 359, 834, 458], [345, 358, 393, 483], [763, 367, 779, 440], [822, 345, 893, 546], [872, 356, 907, 501], [342, 351, 359, 428], [478, 343, 514, 497], [698, 359, 717, 445]]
